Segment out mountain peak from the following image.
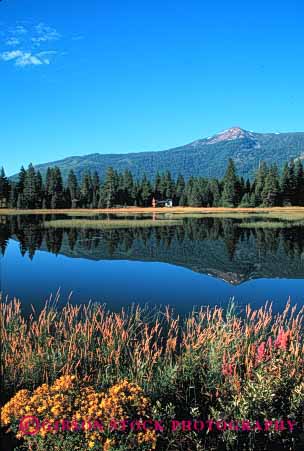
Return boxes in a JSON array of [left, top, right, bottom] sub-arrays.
[[19, 128, 304, 183], [206, 127, 253, 144]]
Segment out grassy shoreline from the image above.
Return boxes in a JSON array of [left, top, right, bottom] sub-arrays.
[[2, 206, 304, 215]]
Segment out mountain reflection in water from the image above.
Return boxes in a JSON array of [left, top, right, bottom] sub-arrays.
[[1, 214, 304, 313]]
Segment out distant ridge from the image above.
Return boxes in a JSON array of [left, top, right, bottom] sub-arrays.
[[19, 127, 304, 181]]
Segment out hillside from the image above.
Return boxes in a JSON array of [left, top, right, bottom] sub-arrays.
[[31, 127, 304, 181]]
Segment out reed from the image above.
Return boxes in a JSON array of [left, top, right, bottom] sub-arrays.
[[1, 297, 303, 450], [1, 297, 303, 394]]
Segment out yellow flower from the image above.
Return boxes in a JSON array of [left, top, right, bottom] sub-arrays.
[[2, 376, 155, 449], [103, 438, 113, 451]]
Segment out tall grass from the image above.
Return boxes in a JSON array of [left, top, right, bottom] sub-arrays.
[[1, 297, 303, 394], [1, 297, 304, 449]]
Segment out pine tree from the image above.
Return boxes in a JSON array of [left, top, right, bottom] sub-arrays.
[[92, 171, 100, 192], [245, 179, 251, 194], [188, 181, 202, 207], [103, 167, 117, 208], [295, 160, 304, 206], [175, 174, 185, 205], [208, 179, 221, 207], [221, 159, 238, 207], [239, 193, 252, 207], [158, 171, 174, 199], [51, 167, 64, 208], [198, 178, 209, 206], [9, 183, 17, 208], [280, 162, 291, 205], [250, 192, 257, 207], [17, 193, 24, 209], [80, 171, 93, 207], [179, 192, 188, 206], [91, 171, 100, 208], [91, 190, 98, 209], [261, 164, 280, 206], [131, 180, 140, 206], [140, 175, 152, 207], [97, 186, 106, 208], [154, 172, 161, 200], [44, 167, 53, 208], [288, 160, 297, 205], [236, 176, 245, 205], [0, 167, 10, 207], [67, 169, 79, 208], [23, 164, 38, 208], [116, 173, 125, 205], [185, 177, 194, 204], [122, 170, 134, 205], [35, 171, 44, 208], [163, 170, 174, 199], [254, 161, 268, 205], [16, 166, 26, 196]]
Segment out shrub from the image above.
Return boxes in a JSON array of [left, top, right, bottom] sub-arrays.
[[1, 377, 156, 451]]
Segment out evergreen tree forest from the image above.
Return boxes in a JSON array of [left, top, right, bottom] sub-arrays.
[[1, 158, 304, 209]]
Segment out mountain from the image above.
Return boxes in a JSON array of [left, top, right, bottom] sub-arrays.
[[27, 127, 304, 181]]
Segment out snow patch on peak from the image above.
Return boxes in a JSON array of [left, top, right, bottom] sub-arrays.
[[206, 127, 253, 144]]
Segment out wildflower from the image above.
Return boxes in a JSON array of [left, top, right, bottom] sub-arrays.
[[256, 341, 266, 363], [137, 429, 157, 449], [222, 353, 233, 376], [103, 438, 113, 451], [275, 328, 289, 351], [2, 377, 156, 450]]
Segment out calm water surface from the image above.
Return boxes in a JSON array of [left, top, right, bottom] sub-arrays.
[[1, 214, 304, 313]]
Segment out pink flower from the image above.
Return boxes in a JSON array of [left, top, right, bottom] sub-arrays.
[[266, 336, 273, 350], [256, 341, 266, 363], [275, 328, 289, 351]]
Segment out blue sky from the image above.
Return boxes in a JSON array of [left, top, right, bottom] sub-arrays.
[[1, 0, 304, 175]]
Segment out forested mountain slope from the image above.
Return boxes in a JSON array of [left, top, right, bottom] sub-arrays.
[[30, 127, 304, 181]]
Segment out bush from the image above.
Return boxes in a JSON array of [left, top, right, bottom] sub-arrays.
[[1, 377, 156, 451]]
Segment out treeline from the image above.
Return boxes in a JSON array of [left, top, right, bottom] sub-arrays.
[[1, 158, 304, 208]]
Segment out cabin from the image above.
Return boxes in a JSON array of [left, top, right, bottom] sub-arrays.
[[152, 198, 173, 208]]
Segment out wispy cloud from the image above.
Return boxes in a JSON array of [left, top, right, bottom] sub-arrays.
[[1, 50, 23, 61], [1, 22, 62, 68], [36, 50, 58, 65], [32, 23, 61, 45], [0, 50, 44, 66], [11, 24, 28, 35], [72, 35, 84, 41], [6, 37, 21, 46]]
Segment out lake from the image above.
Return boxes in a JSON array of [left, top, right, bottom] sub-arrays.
[[1, 212, 304, 314]]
